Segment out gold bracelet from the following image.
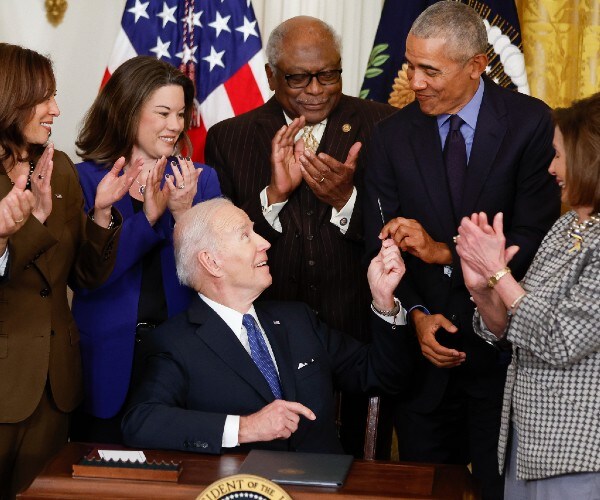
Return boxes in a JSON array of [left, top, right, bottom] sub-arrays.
[[508, 292, 527, 313], [487, 267, 511, 288]]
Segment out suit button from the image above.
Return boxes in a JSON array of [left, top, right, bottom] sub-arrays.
[[193, 440, 207, 448], [183, 441, 190, 448], [309, 284, 317, 291], [50, 330, 55, 337], [306, 234, 314, 241], [40, 288, 50, 297], [306, 210, 314, 216], [294, 231, 300, 238], [308, 260, 315, 266]]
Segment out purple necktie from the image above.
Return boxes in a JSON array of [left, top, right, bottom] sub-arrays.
[[242, 314, 282, 399], [443, 114, 467, 218]]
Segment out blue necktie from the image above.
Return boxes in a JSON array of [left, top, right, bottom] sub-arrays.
[[242, 314, 282, 399], [443, 114, 467, 218]]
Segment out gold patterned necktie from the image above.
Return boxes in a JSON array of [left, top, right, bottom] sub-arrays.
[[302, 125, 319, 153]]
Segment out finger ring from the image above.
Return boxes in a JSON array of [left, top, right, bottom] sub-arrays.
[[453, 235, 460, 244], [38, 174, 44, 179], [178, 184, 185, 189], [15, 218, 24, 223], [318, 176, 325, 183]]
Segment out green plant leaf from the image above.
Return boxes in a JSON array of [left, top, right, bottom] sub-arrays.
[[371, 54, 390, 67], [359, 89, 370, 99], [368, 44, 389, 65], [365, 68, 384, 79]]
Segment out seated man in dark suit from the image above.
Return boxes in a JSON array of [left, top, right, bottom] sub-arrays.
[[122, 198, 414, 454]]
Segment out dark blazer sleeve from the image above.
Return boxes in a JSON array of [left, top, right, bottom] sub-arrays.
[[122, 329, 227, 455]]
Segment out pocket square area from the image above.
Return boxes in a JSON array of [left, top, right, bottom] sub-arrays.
[[297, 358, 315, 370]]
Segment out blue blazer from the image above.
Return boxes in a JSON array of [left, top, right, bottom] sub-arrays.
[[122, 297, 416, 454], [72, 159, 221, 418]]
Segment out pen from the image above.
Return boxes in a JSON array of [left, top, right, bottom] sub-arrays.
[[377, 197, 386, 229]]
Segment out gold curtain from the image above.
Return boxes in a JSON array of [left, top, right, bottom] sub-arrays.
[[515, 0, 600, 108]]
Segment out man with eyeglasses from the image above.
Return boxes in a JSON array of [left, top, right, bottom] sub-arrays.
[[204, 16, 395, 457], [363, 2, 560, 498]]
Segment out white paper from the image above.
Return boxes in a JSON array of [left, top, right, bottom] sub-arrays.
[[98, 450, 147, 463]]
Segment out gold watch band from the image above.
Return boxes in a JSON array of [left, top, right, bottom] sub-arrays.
[[487, 267, 511, 288]]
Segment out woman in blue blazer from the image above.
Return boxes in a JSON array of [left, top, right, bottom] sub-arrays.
[[71, 56, 221, 442]]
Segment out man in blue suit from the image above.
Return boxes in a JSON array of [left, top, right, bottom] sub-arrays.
[[363, 2, 560, 498], [122, 198, 414, 454]]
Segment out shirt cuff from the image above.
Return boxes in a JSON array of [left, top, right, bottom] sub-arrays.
[[371, 297, 408, 326], [222, 414, 240, 448], [260, 187, 287, 233], [0, 246, 9, 277], [330, 186, 356, 234]]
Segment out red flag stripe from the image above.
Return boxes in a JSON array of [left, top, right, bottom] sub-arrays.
[[224, 64, 265, 116]]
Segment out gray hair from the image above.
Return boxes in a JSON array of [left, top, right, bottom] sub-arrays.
[[410, 1, 487, 63], [265, 16, 342, 69], [173, 197, 232, 288]]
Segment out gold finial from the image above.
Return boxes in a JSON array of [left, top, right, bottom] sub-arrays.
[[45, 0, 68, 26], [388, 63, 415, 110]]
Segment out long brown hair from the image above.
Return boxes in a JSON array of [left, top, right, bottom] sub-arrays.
[[76, 56, 195, 166], [553, 92, 600, 214], [0, 43, 56, 169]]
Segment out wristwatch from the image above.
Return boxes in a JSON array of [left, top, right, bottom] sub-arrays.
[[487, 267, 511, 288]]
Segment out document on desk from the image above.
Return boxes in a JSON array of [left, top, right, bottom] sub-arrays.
[[239, 450, 353, 487]]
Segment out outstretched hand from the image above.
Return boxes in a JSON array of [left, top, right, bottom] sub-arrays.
[[93, 156, 143, 228], [238, 399, 316, 444], [299, 141, 361, 211], [0, 175, 36, 251], [30, 143, 54, 224], [267, 116, 306, 204], [367, 238, 405, 311], [380, 217, 451, 265], [456, 212, 519, 279]]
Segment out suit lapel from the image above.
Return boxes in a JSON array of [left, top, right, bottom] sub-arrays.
[[188, 297, 276, 403], [460, 81, 507, 217], [410, 113, 457, 238], [255, 306, 296, 403]]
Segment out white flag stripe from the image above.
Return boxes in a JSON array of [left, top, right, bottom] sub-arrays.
[[107, 29, 137, 73], [249, 51, 271, 102], [200, 84, 235, 129]]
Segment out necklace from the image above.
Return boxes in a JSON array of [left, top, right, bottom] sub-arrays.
[[134, 177, 145, 195], [567, 212, 600, 253], [8, 161, 35, 190]]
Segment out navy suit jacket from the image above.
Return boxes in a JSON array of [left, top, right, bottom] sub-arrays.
[[122, 296, 416, 454], [364, 78, 561, 412], [72, 160, 221, 418]]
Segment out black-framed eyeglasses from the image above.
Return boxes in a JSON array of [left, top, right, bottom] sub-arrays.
[[283, 69, 343, 89]]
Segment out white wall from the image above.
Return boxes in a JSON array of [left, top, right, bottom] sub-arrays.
[[0, 0, 383, 161]]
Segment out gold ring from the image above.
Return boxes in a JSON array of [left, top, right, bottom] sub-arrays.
[[318, 176, 325, 183], [38, 174, 44, 180], [15, 218, 24, 223]]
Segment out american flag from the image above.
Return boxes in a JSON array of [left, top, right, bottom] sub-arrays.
[[103, 0, 270, 161]]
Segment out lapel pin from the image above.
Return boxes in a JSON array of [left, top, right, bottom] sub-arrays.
[[273, 320, 280, 325], [342, 123, 351, 133], [54, 194, 62, 198]]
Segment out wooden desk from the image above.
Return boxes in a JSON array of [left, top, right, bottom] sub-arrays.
[[19, 443, 479, 499]]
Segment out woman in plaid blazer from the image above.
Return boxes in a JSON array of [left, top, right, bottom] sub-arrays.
[[455, 92, 600, 498]]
